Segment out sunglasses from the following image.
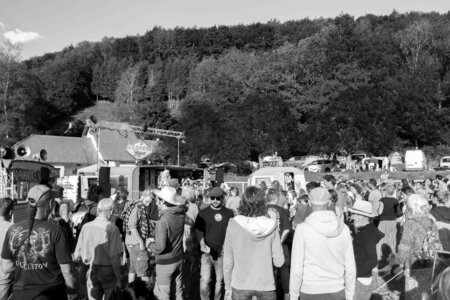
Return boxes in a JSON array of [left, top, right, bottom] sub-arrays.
[[210, 197, 222, 201]]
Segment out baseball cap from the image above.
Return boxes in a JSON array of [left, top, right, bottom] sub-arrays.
[[308, 187, 331, 205], [209, 187, 225, 198]]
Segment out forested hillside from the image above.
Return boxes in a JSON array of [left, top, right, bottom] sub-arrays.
[[1, 12, 450, 163]]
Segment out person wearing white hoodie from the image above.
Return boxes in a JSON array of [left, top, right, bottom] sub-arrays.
[[290, 187, 356, 300], [223, 186, 284, 300]]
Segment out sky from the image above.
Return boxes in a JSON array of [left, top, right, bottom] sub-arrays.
[[0, 0, 449, 60]]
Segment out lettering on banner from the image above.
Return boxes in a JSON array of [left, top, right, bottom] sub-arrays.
[[126, 140, 153, 160]]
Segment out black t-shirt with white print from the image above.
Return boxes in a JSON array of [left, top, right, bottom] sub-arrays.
[[194, 206, 234, 259], [1, 219, 72, 290]]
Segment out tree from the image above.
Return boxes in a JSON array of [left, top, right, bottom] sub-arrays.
[[395, 20, 433, 73], [0, 41, 22, 142], [115, 62, 147, 106]]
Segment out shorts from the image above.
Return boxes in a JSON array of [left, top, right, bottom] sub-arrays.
[[127, 244, 150, 277]]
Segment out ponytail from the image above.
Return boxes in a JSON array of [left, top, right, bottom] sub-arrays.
[[13, 203, 37, 259]]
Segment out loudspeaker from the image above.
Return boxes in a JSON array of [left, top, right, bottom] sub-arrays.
[[99, 183, 111, 198], [99, 167, 110, 184], [40, 168, 51, 185], [215, 167, 224, 185], [98, 167, 111, 198]]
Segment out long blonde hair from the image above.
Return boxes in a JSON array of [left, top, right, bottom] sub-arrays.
[[406, 194, 429, 217]]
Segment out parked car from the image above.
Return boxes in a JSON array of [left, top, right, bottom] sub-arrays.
[[435, 156, 450, 170], [305, 159, 333, 172], [284, 156, 306, 168], [350, 153, 368, 163]]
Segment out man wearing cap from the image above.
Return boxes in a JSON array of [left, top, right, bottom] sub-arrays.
[[1, 184, 77, 299], [194, 187, 234, 300], [290, 187, 356, 300], [148, 186, 185, 300], [349, 200, 384, 300]]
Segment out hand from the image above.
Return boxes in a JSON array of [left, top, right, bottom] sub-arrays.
[[225, 289, 232, 300], [116, 280, 123, 289], [139, 242, 146, 251], [393, 265, 404, 279], [200, 238, 210, 253]]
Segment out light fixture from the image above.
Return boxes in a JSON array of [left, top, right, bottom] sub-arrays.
[[89, 115, 98, 124]]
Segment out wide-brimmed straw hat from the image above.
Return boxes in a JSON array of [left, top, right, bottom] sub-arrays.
[[348, 200, 374, 218], [153, 186, 180, 206]]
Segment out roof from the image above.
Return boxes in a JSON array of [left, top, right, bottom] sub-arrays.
[[14, 135, 96, 164], [96, 129, 159, 162]]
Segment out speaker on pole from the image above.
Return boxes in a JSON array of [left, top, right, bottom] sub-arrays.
[[99, 167, 110, 183], [98, 167, 111, 197]]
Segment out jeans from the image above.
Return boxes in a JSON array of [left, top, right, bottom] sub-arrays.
[[87, 265, 117, 300], [153, 260, 183, 300], [231, 288, 276, 300], [200, 253, 223, 300], [299, 289, 345, 300]]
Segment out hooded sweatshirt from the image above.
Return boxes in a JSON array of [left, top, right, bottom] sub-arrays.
[[290, 210, 356, 300], [148, 206, 185, 265], [430, 206, 450, 251], [223, 215, 284, 292]]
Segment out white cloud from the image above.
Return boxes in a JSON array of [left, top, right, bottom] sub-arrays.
[[4, 29, 41, 44], [0, 21, 4, 30]]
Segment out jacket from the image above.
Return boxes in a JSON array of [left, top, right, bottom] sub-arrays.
[[223, 216, 284, 292], [148, 206, 185, 265], [290, 210, 356, 300], [398, 215, 438, 268], [430, 206, 450, 251], [353, 223, 384, 278]]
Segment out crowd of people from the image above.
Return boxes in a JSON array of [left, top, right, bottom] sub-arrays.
[[0, 173, 450, 300]]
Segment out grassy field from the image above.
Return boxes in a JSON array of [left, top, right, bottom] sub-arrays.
[[223, 170, 450, 184], [304, 170, 450, 182]]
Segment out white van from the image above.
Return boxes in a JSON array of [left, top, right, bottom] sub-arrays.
[[248, 167, 306, 193], [404, 150, 427, 171]]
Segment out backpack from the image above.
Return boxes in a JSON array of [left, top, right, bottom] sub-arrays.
[[412, 219, 443, 260], [75, 203, 97, 243]]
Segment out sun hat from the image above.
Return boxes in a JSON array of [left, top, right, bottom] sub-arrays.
[[308, 187, 331, 205], [348, 200, 374, 218], [153, 186, 180, 206]]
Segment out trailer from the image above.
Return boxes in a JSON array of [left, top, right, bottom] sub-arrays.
[[0, 160, 57, 223], [76, 165, 209, 201]]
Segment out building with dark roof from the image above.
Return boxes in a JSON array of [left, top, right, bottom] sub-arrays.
[[13, 121, 159, 176]]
